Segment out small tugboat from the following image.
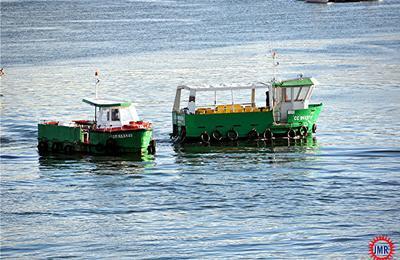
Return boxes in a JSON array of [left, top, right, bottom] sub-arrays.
[[171, 76, 322, 144], [38, 73, 155, 155]]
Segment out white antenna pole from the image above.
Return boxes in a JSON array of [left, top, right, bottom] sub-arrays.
[[95, 69, 100, 99], [272, 51, 279, 82]]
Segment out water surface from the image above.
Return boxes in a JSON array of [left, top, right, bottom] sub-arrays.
[[1, 0, 400, 258]]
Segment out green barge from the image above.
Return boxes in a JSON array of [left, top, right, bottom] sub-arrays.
[[38, 98, 155, 155], [171, 77, 322, 143]]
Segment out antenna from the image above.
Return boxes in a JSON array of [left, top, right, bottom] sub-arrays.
[[94, 69, 100, 99], [271, 50, 279, 82]]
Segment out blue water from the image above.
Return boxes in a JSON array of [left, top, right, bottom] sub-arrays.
[[1, 0, 400, 258]]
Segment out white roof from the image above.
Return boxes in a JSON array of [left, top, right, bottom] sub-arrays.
[[82, 98, 134, 107], [177, 82, 271, 92]]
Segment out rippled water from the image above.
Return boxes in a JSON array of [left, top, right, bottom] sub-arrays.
[[1, 0, 400, 258]]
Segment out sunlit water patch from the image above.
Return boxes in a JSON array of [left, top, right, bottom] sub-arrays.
[[1, 0, 400, 258]]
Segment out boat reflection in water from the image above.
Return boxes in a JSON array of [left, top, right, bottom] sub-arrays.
[[173, 135, 320, 167], [38, 152, 155, 175]]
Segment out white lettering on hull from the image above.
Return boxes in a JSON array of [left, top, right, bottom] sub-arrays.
[[293, 115, 312, 121], [112, 133, 133, 139]]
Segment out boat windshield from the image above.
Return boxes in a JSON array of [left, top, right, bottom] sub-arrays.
[[284, 87, 310, 102]]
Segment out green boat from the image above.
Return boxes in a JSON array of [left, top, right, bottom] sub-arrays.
[[38, 98, 155, 155], [171, 77, 323, 143]]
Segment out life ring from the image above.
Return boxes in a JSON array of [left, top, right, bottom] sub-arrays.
[[38, 140, 48, 153], [227, 129, 239, 141], [263, 129, 273, 140], [51, 142, 62, 152], [299, 125, 308, 137], [312, 124, 317, 133], [147, 140, 156, 155], [287, 129, 297, 139], [212, 130, 223, 141], [200, 131, 210, 143], [105, 138, 118, 154], [64, 145, 74, 154], [247, 128, 259, 140]]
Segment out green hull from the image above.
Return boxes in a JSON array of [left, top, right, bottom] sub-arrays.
[[38, 124, 153, 155], [172, 103, 323, 141]]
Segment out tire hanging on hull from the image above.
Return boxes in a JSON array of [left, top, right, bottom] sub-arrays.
[[51, 142, 62, 152], [212, 130, 223, 141], [38, 140, 48, 154], [287, 129, 297, 139], [64, 145, 74, 154], [299, 126, 308, 137], [263, 129, 273, 141], [147, 140, 156, 155], [105, 138, 119, 155], [312, 124, 317, 133], [200, 131, 210, 143], [227, 129, 239, 141], [247, 128, 259, 140]]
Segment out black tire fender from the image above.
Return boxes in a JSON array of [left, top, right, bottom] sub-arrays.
[[287, 129, 297, 139], [147, 140, 156, 155], [299, 125, 308, 137], [38, 140, 48, 153], [95, 143, 105, 152], [105, 138, 118, 154], [247, 128, 259, 140], [64, 145, 74, 154], [51, 142, 62, 152], [200, 132, 210, 143], [212, 130, 223, 141], [263, 129, 273, 140], [227, 129, 239, 141], [312, 124, 317, 133]]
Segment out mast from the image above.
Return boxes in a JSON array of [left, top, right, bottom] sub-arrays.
[[94, 70, 100, 122], [272, 50, 279, 82], [95, 69, 100, 99]]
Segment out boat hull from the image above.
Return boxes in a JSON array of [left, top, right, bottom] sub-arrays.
[[172, 103, 323, 142], [38, 124, 153, 155]]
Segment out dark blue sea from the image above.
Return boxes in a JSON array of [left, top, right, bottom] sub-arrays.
[[1, 0, 400, 258]]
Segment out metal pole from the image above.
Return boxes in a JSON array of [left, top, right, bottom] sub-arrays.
[[95, 70, 100, 99]]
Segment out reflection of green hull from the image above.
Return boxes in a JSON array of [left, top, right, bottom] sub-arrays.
[[172, 103, 323, 141], [176, 135, 319, 153], [38, 124, 153, 155]]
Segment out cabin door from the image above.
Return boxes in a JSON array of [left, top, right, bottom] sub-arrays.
[[83, 131, 89, 144], [274, 87, 291, 123]]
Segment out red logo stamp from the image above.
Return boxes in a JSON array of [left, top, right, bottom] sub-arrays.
[[369, 235, 395, 259]]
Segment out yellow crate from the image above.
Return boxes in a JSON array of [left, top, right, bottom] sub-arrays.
[[244, 106, 253, 112], [206, 108, 214, 114], [196, 108, 207, 114]]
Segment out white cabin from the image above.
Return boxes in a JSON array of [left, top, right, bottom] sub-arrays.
[[82, 98, 139, 129]]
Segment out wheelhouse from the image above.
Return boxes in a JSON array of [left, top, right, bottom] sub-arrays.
[[82, 98, 140, 129], [271, 77, 318, 122]]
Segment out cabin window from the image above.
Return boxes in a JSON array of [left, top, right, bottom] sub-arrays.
[[296, 87, 309, 101], [111, 109, 120, 121], [284, 88, 293, 102], [285, 87, 309, 102]]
